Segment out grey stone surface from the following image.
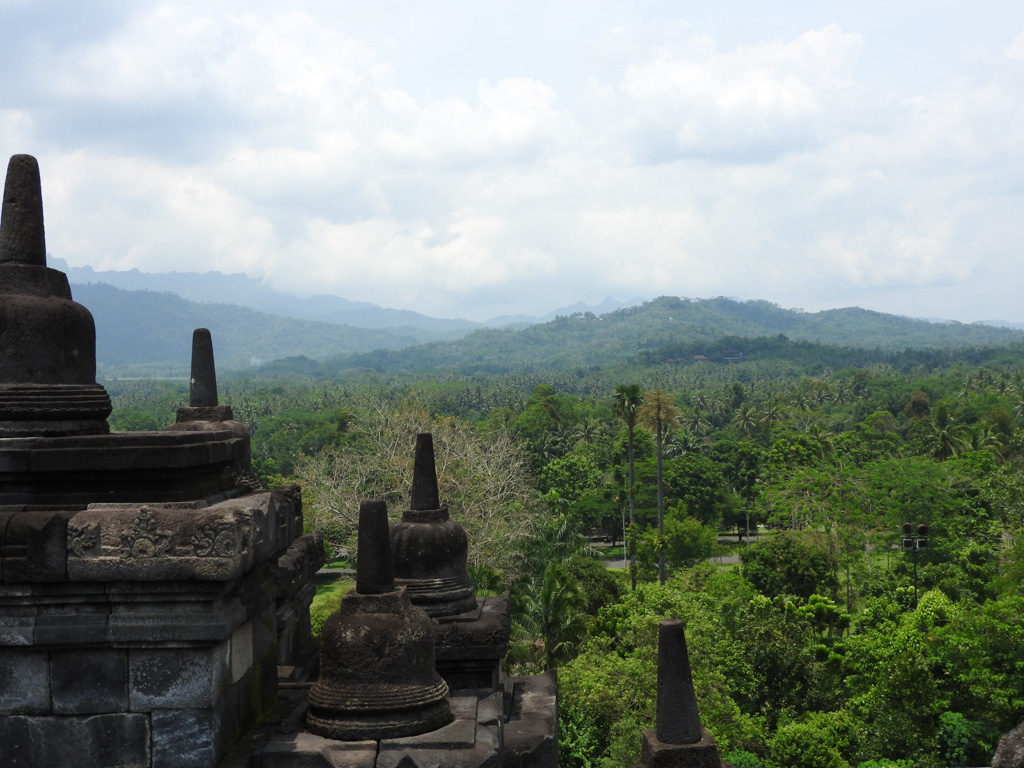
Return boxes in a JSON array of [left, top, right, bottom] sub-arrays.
[[994, 720, 1024, 768], [410, 433, 441, 510], [307, 586, 452, 741], [391, 434, 476, 618], [130, 643, 230, 710], [2, 509, 73, 582], [34, 609, 108, 645], [67, 502, 265, 582], [0, 611, 34, 645], [0, 156, 111, 434], [261, 732, 378, 768], [0, 650, 49, 713], [356, 500, 393, 595], [0, 712, 151, 767], [656, 619, 702, 745], [51, 648, 128, 714], [434, 594, 510, 690], [504, 673, 558, 768], [231, 619, 254, 684], [379, 696, 477, 750], [0, 155, 46, 266], [633, 728, 723, 768], [152, 708, 217, 768], [189, 329, 219, 408]]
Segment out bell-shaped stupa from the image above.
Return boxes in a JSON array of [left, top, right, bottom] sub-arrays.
[[306, 499, 453, 740], [390, 433, 478, 617], [0, 154, 111, 436]]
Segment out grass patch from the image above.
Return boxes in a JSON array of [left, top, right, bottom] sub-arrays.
[[310, 577, 354, 637]]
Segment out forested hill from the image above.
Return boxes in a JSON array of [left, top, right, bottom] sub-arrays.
[[296, 296, 1024, 376], [73, 283, 469, 374]]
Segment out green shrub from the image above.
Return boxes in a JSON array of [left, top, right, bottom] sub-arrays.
[[724, 749, 763, 768], [767, 722, 845, 768]]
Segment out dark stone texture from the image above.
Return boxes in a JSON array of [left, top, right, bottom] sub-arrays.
[[433, 595, 510, 691], [410, 433, 440, 511], [633, 729, 723, 768], [656, 619, 702, 745], [129, 644, 230, 710], [994, 720, 1024, 768], [0, 430, 248, 506], [0, 156, 112, 435], [67, 502, 266, 582], [504, 672, 558, 768], [307, 587, 452, 741], [34, 609, 108, 645], [151, 708, 217, 768], [189, 328, 218, 407], [260, 732, 378, 767], [0, 650, 49, 713], [51, 649, 127, 714], [1, 509, 73, 582], [0, 155, 46, 266], [391, 433, 476, 617], [356, 500, 393, 595], [175, 405, 235, 423], [0, 712, 150, 767]]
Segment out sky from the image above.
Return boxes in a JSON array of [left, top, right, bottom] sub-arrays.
[[2, 1, 1024, 323]]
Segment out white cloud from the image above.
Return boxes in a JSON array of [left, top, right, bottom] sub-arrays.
[[4, 3, 1024, 323], [1006, 30, 1024, 60], [615, 25, 862, 162]]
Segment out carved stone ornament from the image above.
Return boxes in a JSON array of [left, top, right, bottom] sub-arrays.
[[66, 521, 99, 557], [192, 511, 261, 558], [119, 507, 172, 560]]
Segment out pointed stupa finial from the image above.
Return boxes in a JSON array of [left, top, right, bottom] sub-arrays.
[[410, 432, 441, 511], [356, 500, 395, 595], [656, 619, 704, 745], [189, 328, 218, 407], [0, 155, 47, 266]]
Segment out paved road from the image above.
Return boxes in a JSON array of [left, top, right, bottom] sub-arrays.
[[598, 536, 755, 570], [602, 554, 741, 570]]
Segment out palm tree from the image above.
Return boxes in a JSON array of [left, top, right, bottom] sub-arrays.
[[759, 399, 784, 431], [807, 424, 835, 460], [732, 403, 760, 436], [640, 388, 681, 585], [509, 563, 589, 670], [612, 384, 644, 589], [931, 406, 969, 460], [573, 417, 603, 445], [680, 409, 711, 437]]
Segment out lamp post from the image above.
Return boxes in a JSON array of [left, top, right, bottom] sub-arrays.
[[900, 522, 929, 609]]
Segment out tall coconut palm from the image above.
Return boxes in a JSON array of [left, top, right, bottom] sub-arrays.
[[639, 388, 681, 585], [509, 563, 589, 671], [612, 384, 644, 589], [931, 405, 969, 460], [732, 403, 760, 436]]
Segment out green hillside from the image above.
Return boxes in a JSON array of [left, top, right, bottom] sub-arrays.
[[310, 296, 1024, 376]]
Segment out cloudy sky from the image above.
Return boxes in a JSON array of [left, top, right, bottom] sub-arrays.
[[3, 1, 1024, 323]]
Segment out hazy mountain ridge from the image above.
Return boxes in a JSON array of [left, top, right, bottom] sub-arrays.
[[53, 258, 645, 330], [55, 257, 484, 335], [72, 283, 460, 374]]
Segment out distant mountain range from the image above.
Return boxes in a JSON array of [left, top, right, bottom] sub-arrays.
[[56, 258, 644, 374], [52, 258, 1024, 377], [53, 258, 642, 331]]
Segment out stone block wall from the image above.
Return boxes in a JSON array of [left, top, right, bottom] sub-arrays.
[[0, 486, 324, 768]]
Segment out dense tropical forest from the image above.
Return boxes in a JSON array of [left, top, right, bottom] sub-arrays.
[[105, 329, 1024, 768]]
